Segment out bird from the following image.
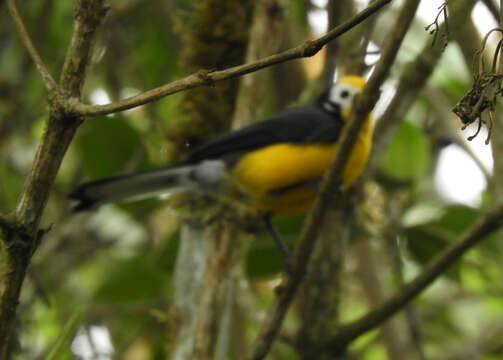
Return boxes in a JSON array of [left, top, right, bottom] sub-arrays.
[[69, 75, 372, 258]]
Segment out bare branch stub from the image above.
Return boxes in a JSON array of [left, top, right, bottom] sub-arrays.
[[424, 2, 449, 49], [452, 28, 503, 144]]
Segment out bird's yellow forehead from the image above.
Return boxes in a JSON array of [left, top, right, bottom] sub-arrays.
[[338, 75, 366, 89]]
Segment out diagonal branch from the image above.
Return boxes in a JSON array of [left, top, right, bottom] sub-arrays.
[[7, 0, 57, 91], [247, 0, 420, 358], [308, 2, 480, 351], [325, 203, 503, 351], [71, 0, 392, 117]]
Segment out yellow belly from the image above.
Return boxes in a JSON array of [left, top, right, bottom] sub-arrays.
[[230, 134, 371, 214]]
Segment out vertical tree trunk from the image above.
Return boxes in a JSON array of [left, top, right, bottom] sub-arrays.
[[172, 223, 244, 360], [169, 1, 252, 359]]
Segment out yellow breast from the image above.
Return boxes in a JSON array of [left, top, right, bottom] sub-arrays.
[[230, 116, 373, 214]]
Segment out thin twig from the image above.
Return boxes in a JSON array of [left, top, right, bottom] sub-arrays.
[[7, 0, 56, 91], [71, 0, 392, 117], [325, 203, 503, 351], [248, 0, 420, 358], [424, 2, 449, 49], [456, 132, 493, 185]]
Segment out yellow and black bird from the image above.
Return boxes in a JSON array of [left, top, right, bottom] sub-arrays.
[[70, 75, 372, 256]]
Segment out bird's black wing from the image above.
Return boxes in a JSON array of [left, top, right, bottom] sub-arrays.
[[68, 103, 344, 211], [186, 104, 344, 163]]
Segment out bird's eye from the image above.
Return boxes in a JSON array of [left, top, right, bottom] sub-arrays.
[[185, 137, 200, 150], [340, 90, 350, 99]]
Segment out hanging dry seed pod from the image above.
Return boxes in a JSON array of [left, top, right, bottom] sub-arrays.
[[452, 28, 503, 144]]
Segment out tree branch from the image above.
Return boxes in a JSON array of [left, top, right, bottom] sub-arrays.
[[0, 0, 107, 356], [325, 203, 503, 352], [169, 2, 252, 358], [15, 0, 108, 224], [70, 0, 392, 117], [6, 0, 56, 91], [247, 0, 419, 358], [59, 0, 109, 96], [317, 0, 479, 353], [296, 210, 348, 358]]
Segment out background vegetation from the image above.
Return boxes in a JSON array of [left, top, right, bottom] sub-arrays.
[[1, 0, 503, 359]]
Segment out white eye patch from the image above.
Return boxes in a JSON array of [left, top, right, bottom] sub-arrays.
[[328, 84, 360, 110]]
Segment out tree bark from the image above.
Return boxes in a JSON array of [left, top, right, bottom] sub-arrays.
[[170, 1, 251, 358], [0, 0, 107, 356]]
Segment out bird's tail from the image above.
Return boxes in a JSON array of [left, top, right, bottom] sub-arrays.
[[69, 165, 194, 212]]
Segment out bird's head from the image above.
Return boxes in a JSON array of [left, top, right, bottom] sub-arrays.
[[325, 75, 366, 119]]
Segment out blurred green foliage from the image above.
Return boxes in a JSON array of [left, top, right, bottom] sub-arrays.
[[1, 0, 502, 359], [380, 120, 431, 183]]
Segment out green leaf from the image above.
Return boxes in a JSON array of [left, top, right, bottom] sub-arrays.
[[379, 121, 431, 183], [246, 237, 285, 278], [405, 224, 458, 277], [93, 250, 171, 303], [404, 204, 493, 278], [74, 115, 150, 179]]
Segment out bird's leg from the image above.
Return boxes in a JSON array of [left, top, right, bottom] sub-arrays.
[[262, 213, 291, 258], [262, 213, 294, 275]]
